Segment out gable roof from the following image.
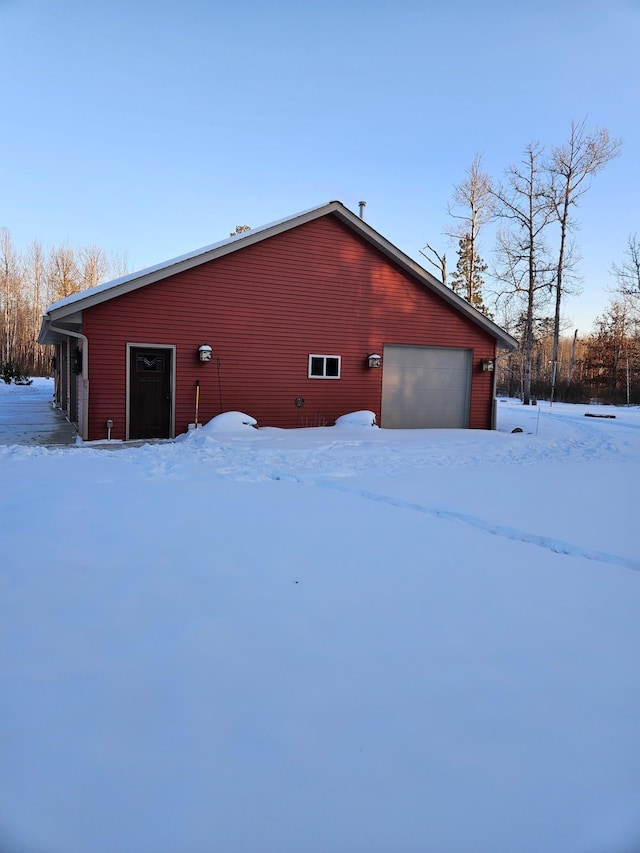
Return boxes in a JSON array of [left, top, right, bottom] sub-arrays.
[[39, 201, 517, 349]]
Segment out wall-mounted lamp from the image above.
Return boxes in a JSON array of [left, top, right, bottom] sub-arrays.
[[480, 358, 495, 372], [367, 353, 382, 369], [199, 345, 213, 362]]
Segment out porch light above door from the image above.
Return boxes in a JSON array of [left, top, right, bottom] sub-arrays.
[[367, 353, 382, 368]]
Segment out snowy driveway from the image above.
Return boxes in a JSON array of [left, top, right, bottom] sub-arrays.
[[0, 383, 77, 445]]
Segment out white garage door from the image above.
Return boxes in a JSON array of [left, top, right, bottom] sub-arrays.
[[381, 345, 472, 428]]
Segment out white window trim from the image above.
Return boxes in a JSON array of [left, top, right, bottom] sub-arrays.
[[308, 354, 341, 379]]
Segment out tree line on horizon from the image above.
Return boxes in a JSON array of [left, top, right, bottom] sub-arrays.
[[422, 119, 640, 405], [0, 231, 128, 379]]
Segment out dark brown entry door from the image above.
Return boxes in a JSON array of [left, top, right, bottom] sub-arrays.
[[129, 347, 172, 439]]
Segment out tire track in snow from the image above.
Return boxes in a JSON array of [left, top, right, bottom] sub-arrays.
[[312, 480, 640, 572]]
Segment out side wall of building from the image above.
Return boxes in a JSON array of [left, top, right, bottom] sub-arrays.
[[82, 215, 496, 440]]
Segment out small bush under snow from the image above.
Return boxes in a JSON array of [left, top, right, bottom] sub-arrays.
[[334, 410, 378, 428], [197, 411, 258, 433]]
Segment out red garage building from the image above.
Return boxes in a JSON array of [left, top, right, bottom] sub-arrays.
[[39, 201, 516, 441]]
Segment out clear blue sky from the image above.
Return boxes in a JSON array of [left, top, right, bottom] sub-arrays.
[[1, 0, 638, 333]]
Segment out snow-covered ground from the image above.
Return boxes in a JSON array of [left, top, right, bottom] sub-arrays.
[[1, 379, 639, 853]]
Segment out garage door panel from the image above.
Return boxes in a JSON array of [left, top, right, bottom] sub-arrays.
[[381, 345, 471, 429], [411, 367, 468, 391]]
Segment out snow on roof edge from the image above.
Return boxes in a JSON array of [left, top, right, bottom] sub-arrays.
[[45, 201, 337, 314]]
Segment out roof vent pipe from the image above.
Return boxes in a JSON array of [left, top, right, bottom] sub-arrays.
[[358, 201, 366, 219]]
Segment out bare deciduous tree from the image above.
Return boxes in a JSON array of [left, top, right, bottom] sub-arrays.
[[48, 244, 81, 301], [0, 228, 23, 365], [611, 234, 640, 302], [419, 243, 447, 285], [25, 240, 49, 374], [491, 143, 556, 405], [109, 251, 131, 280], [547, 119, 622, 403], [78, 245, 110, 290], [445, 154, 494, 305], [1, 231, 132, 376]]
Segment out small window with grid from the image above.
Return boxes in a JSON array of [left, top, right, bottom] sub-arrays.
[[308, 354, 341, 379]]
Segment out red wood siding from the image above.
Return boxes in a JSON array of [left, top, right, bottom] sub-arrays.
[[82, 215, 496, 440]]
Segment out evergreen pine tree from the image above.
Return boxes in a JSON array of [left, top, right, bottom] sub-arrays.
[[449, 234, 491, 316]]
